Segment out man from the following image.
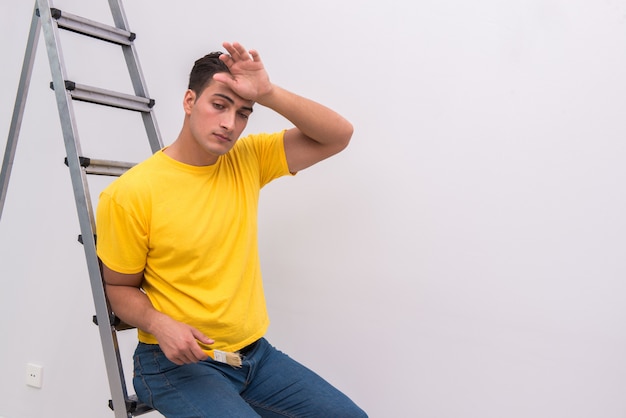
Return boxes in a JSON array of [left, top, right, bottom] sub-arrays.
[[96, 41, 367, 417]]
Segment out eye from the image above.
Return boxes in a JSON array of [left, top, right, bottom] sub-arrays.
[[238, 112, 250, 120], [213, 103, 225, 110]]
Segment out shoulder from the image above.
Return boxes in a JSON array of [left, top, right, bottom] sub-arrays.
[[231, 131, 286, 158], [100, 151, 163, 202], [228, 131, 291, 184]]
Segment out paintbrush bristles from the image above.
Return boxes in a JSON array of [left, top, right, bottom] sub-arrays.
[[213, 349, 243, 368], [225, 352, 242, 368]]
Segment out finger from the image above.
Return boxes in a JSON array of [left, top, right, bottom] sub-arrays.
[[165, 346, 192, 365], [187, 329, 210, 360], [248, 49, 262, 63], [192, 328, 215, 345], [230, 42, 250, 60], [218, 52, 233, 67], [185, 350, 204, 363], [224, 41, 252, 62], [193, 347, 209, 362], [173, 347, 200, 364], [212, 73, 233, 86], [168, 355, 184, 365], [222, 42, 241, 60], [221, 42, 235, 56]]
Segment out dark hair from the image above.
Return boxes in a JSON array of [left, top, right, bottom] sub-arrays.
[[188, 51, 230, 95]]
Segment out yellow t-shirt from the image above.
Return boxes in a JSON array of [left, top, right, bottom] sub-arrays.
[[96, 131, 291, 353]]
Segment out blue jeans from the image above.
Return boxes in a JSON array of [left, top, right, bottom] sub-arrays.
[[133, 338, 368, 418]]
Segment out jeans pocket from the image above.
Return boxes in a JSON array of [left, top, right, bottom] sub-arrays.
[[134, 343, 179, 376]]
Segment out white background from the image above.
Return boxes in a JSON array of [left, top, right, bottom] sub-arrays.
[[2, 1, 626, 417]]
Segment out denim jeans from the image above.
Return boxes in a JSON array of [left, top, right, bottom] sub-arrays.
[[133, 338, 368, 418]]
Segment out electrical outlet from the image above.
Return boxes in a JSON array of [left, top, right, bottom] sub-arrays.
[[25, 363, 43, 388]]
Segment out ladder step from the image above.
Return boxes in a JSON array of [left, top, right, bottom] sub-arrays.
[[65, 156, 135, 177], [108, 394, 153, 416], [51, 80, 155, 113], [40, 7, 136, 46], [92, 314, 136, 331]]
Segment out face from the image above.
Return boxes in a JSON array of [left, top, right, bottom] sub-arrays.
[[182, 79, 254, 165]]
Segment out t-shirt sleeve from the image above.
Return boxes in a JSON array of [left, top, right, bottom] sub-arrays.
[[251, 130, 294, 186], [96, 190, 148, 274]]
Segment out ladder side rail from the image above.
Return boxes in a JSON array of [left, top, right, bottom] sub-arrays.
[[36, 2, 132, 417], [0, 4, 42, 222], [108, 0, 163, 153]]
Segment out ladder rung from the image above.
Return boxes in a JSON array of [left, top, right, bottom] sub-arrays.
[[44, 7, 136, 46], [65, 156, 135, 176], [51, 80, 155, 113]]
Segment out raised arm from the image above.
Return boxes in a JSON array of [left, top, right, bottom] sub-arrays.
[[262, 86, 353, 172], [102, 264, 213, 365], [214, 42, 354, 173]]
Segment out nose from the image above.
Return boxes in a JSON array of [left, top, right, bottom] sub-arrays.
[[219, 111, 236, 132]]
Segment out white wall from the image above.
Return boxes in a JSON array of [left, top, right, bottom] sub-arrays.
[[2, 1, 626, 417]]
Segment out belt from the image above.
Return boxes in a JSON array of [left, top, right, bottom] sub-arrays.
[[237, 339, 260, 356]]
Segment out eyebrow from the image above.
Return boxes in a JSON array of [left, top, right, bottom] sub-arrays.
[[214, 93, 254, 113]]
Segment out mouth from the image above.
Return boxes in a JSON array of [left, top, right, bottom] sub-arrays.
[[214, 133, 231, 143]]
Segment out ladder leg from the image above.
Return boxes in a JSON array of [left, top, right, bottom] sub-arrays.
[[37, 1, 133, 417], [0, 3, 41, 222]]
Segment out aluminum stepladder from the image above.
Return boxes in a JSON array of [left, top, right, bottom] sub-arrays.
[[0, 0, 163, 416]]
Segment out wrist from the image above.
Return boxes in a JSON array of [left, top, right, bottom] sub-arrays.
[[255, 83, 281, 107], [145, 310, 172, 336]]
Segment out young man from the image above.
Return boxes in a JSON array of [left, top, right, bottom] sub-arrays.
[[96, 42, 367, 417]]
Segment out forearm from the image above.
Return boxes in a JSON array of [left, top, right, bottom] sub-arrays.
[[105, 284, 169, 336], [259, 85, 353, 148], [105, 283, 213, 364]]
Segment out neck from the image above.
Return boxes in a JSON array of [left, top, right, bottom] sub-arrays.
[[164, 129, 220, 166]]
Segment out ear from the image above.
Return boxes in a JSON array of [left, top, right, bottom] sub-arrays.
[[183, 89, 197, 114]]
